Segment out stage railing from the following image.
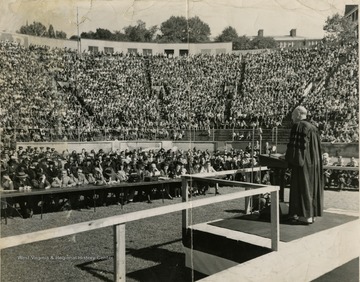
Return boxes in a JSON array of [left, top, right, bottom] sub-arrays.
[[0, 172, 279, 282]]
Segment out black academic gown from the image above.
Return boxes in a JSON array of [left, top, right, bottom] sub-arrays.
[[285, 119, 324, 218]]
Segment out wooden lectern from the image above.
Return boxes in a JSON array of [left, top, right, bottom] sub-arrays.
[[258, 154, 288, 202]]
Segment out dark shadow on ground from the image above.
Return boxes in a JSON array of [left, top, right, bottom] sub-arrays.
[[312, 257, 359, 282], [76, 258, 113, 282], [75, 238, 205, 282], [224, 209, 246, 214], [127, 250, 206, 282], [126, 238, 206, 281]]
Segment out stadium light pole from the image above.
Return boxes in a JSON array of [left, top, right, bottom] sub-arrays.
[[259, 127, 263, 155], [76, 7, 81, 53]]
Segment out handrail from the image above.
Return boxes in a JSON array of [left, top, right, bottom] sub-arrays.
[[184, 166, 269, 179], [0, 185, 276, 250], [0, 175, 279, 281]]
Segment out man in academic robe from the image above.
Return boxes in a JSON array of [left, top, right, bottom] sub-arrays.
[[285, 106, 324, 225]]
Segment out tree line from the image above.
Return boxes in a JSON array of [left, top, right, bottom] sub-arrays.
[[17, 16, 276, 50], [76, 17, 277, 49], [17, 13, 357, 50], [18, 22, 67, 39]]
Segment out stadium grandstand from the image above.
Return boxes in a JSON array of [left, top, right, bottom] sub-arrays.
[[0, 39, 358, 144], [0, 4, 359, 281]]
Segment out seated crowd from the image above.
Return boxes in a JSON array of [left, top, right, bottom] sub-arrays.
[[322, 153, 359, 191], [1, 145, 267, 218], [303, 43, 359, 143], [0, 40, 358, 144], [1, 145, 358, 218]]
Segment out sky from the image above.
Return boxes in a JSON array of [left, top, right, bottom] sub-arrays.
[[0, 0, 357, 39]]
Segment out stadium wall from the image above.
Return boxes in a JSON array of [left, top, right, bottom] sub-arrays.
[[0, 32, 77, 49], [173, 141, 217, 152], [16, 141, 359, 158], [80, 38, 232, 56], [321, 142, 359, 159], [232, 49, 269, 55], [0, 32, 232, 55], [0, 33, 29, 46], [17, 141, 165, 154]]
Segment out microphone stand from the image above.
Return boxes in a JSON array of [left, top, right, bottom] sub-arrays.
[[251, 124, 255, 183], [259, 127, 263, 155], [275, 126, 278, 154], [245, 123, 256, 215]]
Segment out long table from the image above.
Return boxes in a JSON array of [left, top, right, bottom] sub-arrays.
[[0, 179, 182, 223], [0, 179, 182, 199], [0, 167, 271, 224]]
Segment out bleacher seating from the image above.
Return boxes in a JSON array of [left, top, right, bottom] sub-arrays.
[[0, 40, 358, 144]]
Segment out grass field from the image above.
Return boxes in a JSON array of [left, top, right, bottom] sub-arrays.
[[1, 186, 358, 282]]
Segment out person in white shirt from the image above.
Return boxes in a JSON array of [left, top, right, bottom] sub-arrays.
[[200, 161, 219, 195]]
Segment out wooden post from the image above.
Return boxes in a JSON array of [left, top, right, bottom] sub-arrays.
[[244, 188, 252, 214], [270, 190, 279, 251], [251, 125, 255, 183], [181, 177, 189, 230], [113, 224, 126, 282]]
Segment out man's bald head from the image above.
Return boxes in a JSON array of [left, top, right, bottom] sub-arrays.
[[292, 106, 307, 123]]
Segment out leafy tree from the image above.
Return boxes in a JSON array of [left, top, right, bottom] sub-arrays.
[[18, 21, 67, 39], [158, 16, 188, 43], [19, 21, 47, 37], [215, 26, 239, 42], [70, 35, 80, 41], [158, 16, 211, 43], [249, 36, 277, 49], [215, 26, 251, 50], [112, 30, 128, 41], [81, 29, 112, 40], [48, 24, 55, 38], [55, 31, 67, 39], [235, 35, 251, 50], [94, 28, 113, 40], [80, 31, 92, 39], [323, 13, 357, 45], [187, 16, 211, 42], [123, 20, 157, 42]]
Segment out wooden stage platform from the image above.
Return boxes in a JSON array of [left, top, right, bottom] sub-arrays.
[[183, 208, 359, 281]]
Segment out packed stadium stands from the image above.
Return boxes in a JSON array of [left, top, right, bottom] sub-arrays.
[[0, 40, 358, 144], [1, 39, 358, 218]]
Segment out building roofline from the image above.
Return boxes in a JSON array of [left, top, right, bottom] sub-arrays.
[[248, 35, 322, 41], [344, 5, 358, 17]]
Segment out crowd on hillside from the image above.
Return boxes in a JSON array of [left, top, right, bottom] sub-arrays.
[[0, 40, 358, 143]]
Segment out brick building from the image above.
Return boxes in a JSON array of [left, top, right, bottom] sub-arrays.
[[253, 29, 322, 48], [344, 5, 358, 38]]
